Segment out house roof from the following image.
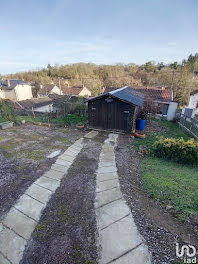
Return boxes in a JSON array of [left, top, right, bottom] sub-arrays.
[[86, 86, 144, 107], [62, 87, 84, 95], [39, 84, 58, 95], [133, 88, 172, 101], [190, 89, 198, 96], [15, 97, 53, 110], [0, 79, 27, 90], [103, 86, 172, 102]]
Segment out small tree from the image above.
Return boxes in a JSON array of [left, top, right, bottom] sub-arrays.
[[139, 97, 160, 120], [0, 100, 16, 122]]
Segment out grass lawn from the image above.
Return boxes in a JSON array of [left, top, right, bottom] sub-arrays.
[[140, 157, 198, 218], [0, 117, 6, 123], [16, 114, 88, 125], [135, 118, 198, 220], [134, 118, 192, 152]]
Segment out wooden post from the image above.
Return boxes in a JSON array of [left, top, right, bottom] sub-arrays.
[[132, 106, 138, 133], [32, 107, 35, 119]]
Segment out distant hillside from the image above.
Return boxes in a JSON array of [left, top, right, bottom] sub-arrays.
[[2, 53, 198, 104]]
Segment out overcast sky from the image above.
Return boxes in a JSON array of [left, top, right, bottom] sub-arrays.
[[0, 0, 197, 74]]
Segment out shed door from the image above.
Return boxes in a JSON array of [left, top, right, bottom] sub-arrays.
[[89, 98, 134, 133]]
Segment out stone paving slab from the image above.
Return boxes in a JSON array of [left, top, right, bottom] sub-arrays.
[[95, 134, 151, 264], [51, 164, 69, 173], [97, 166, 117, 174], [43, 169, 65, 181], [95, 187, 122, 209], [99, 215, 143, 264], [0, 253, 10, 264], [65, 147, 80, 155], [84, 130, 98, 138], [47, 150, 61, 159], [0, 226, 26, 264], [113, 244, 151, 264], [99, 161, 115, 167], [0, 136, 86, 264], [59, 154, 75, 163], [70, 144, 82, 151], [25, 183, 52, 203], [96, 199, 130, 230], [35, 176, 60, 191], [97, 172, 118, 182], [2, 208, 37, 240], [55, 158, 72, 167], [96, 179, 119, 193], [63, 149, 77, 158], [14, 194, 45, 221], [100, 155, 115, 162]]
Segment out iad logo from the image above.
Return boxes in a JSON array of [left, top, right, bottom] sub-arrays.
[[176, 243, 197, 263]]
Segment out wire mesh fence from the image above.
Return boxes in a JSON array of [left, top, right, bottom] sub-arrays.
[[177, 112, 198, 140]]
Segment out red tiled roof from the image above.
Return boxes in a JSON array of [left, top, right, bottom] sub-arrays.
[[133, 88, 172, 101], [62, 87, 84, 95], [39, 85, 57, 95], [103, 86, 172, 101]]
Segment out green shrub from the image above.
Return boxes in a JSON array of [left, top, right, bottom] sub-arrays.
[[0, 100, 16, 122], [152, 137, 198, 165]]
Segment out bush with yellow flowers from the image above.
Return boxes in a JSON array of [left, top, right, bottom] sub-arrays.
[[152, 137, 198, 165]]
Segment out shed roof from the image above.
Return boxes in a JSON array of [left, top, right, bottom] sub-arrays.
[[86, 86, 144, 107], [190, 89, 198, 96]]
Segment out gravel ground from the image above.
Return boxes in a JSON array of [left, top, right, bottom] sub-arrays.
[[115, 135, 198, 264], [20, 133, 107, 264]]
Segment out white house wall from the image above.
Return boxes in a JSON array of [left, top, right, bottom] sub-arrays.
[[15, 84, 33, 101], [34, 104, 53, 113], [3, 89, 17, 101], [167, 102, 178, 121], [79, 87, 91, 97], [49, 86, 63, 95], [188, 93, 198, 113], [0, 89, 5, 99]]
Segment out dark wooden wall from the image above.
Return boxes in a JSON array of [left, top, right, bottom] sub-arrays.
[[88, 96, 135, 133]]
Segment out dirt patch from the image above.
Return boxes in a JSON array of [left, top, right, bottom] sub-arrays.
[[0, 150, 54, 220], [0, 124, 86, 219], [115, 135, 198, 264], [21, 133, 107, 264], [145, 118, 168, 135]]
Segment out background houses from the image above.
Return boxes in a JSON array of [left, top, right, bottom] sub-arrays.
[[0, 79, 33, 101], [39, 84, 63, 97], [62, 85, 91, 97], [188, 89, 198, 113]]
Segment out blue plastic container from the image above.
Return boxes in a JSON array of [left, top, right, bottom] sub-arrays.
[[136, 118, 146, 131]]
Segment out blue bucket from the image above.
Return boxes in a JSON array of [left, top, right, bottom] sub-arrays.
[[136, 118, 146, 131]]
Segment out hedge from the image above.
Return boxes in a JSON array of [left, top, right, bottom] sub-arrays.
[[152, 137, 198, 165]]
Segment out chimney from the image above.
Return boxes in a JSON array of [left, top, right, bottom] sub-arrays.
[[101, 87, 105, 94], [7, 79, 10, 87]]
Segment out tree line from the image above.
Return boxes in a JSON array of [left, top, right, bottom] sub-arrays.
[[2, 53, 198, 105]]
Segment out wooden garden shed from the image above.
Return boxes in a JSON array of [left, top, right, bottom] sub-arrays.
[[86, 86, 144, 133]]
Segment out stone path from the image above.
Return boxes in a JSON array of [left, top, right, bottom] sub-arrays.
[[0, 138, 84, 264], [84, 130, 98, 139], [95, 134, 151, 264]]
